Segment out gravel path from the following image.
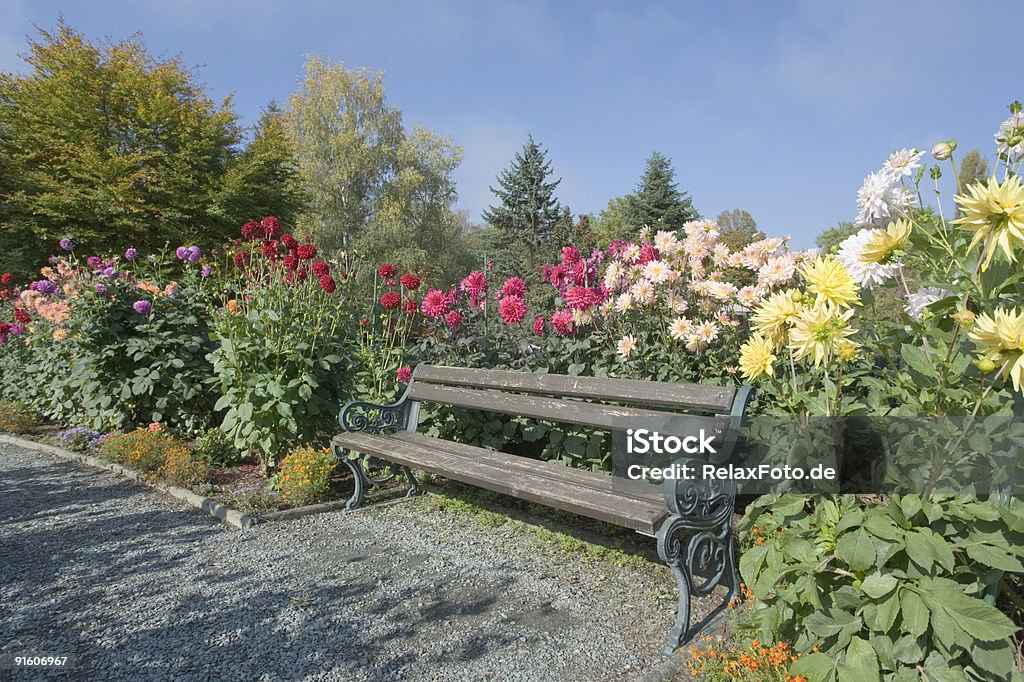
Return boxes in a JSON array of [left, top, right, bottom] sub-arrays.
[[0, 443, 688, 681]]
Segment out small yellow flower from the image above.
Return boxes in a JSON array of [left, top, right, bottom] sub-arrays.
[[788, 302, 858, 366], [738, 334, 776, 380], [800, 256, 861, 308], [954, 174, 1024, 270], [751, 289, 803, 347], [861, 219, 912, 264]]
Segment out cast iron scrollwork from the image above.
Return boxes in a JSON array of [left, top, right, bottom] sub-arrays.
[[656, 457, 739, 654], [335, 396, 419, 509]]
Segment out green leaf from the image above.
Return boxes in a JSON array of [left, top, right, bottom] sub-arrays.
[[900, 589, 929, 637], [860, 573, 898, 599], [901, 344, 933, 377], [789, 652, 836, 682], [966, 543, 1024, 572], [836, 527, 875, 572], [837, 636, 879, 682]]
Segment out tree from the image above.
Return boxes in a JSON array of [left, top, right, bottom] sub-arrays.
[[592, 196, 634, 245], [815, 221, 859, 253], [622, 152, 699, 230], [482, 135, 562, 279], [215, 101, 303, 227], [551, 207, 597, 256], [287, 55, 404, 254], [716, 209, 764, 251], [957, 149, 989, 193], [0, 23, 245, 275]]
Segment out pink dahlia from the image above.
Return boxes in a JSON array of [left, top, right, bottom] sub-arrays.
[[421, 289, 450, 318], [444, 310, 463, 330], [550, 310, 575, 336], [499, 277, 527, 299], [397, 366, 413, 383], [460, 271, 488, 295], [561, 246, 581, 265], [563, 286, 601, 310], [637, 244, 660, 265], [532, 315, 545, 337], [498, 295, 527, 324]]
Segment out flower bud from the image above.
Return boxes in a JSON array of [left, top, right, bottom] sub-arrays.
[[951, 310, 975, 327], [931, 141, 955, 161], [977, 357, 996, 373]]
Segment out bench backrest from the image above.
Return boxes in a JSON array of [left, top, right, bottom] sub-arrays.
[[404, 365, 753, 461]]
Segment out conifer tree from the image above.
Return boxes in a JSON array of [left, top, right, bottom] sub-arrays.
[[623, 151, 698, 230], [482, 135, 562, 278]]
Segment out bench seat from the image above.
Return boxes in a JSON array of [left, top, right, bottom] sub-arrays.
[[333, 430, 669, 533]]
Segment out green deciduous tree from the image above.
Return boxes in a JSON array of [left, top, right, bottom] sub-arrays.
[[592, 196, 633, 245], [622, 151, 699, 230], [0, 23, 248, 276], [716, 208, 764, 251], [815, 220, 859, 253], [482, 135, 562, 279], [957, 148, 989, 193]]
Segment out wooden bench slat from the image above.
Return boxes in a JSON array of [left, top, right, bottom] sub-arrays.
[[407, 382, 731, 439], [414, 365, 737, 413], [334, 432, 669, 533], [390, 432, 665, 505]]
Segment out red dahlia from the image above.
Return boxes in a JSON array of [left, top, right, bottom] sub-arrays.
[[282, 254, 299, 270], [240, 221, 263, 240], [261, 241, 278, 258], [380, 291, 401, 309], [319, 275, 336, 293], [261, 216, 281, 238], [399, 273, 420, 291], [403, 298, 418, 316], [281, 234, 298, 250], [14, 308, 30, 323], [296, 244, 317, 260], [1, 273, 12, 286], [233, 251, 252, 269], [378, 262, 397, 279], [311, 260, 329, 277]]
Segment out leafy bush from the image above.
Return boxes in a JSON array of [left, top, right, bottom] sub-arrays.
[[155, 444, 209, 487], [0, 399, 37, 433], [52, 427, 104, 453], [192, 427, 244, 468], [273, 444, 337, 506], [208, 219, 356, 472], [739, 494, 1023, 681]]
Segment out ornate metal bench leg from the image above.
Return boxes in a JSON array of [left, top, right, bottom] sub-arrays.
[[658, 516, 695, 655], [334, 445, 367, 510], [401, 466, 420, 498]]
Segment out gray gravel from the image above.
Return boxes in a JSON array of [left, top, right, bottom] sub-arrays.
[[0, 442, 690, 681]]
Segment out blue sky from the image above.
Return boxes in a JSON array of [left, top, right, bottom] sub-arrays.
[[0, 0, 1016, 247]]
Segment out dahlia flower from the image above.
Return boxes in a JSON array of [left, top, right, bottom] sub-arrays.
[[882, 148, 924, 179], [953, 174, 1024, 270], [995, 112, 1024, 160], [296, 244, 317, 260], [380, 291, 401, 309], [500, 277, 527, 299], [837, 228, 898, 288], [133, 300, 152, 315], [669, 317, 692, 341], [311, 260, 329, 277], [421, 289, 451, 318], [550, 310, 575, 335], [400, 273, 420, 291], [969, 308, 1024, 391], [752, 289, 804, 347], [498, 295, 527, 324], [616, 335, 636, 359], [788, 302, 857, 366], [739, 334, 777, 380], [59, 237, 75, 251], [801, 256, 861, 308], [397, 367, 413, 384], [904, 287, 952, 322], [460, 271, 488, 295], [444, 310, 463, 330], [532, 315, 545, 336]]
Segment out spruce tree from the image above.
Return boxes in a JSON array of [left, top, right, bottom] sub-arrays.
[[623, 152, 698, 230], [482, 135, 562, 278]]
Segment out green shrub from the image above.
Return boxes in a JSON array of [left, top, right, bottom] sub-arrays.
[[0, 399, 37, 433], [738, 494, 1023, 681], [193, 427, 244, 468], [97, 428, 189, 474], [273, 444, 337, 506]]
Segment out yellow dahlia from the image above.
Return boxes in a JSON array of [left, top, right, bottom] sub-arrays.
[[861, 219, 912, 264], [788, 302, 858, 366], [953, 175, 1024, 270], [969, 308, 1024, 391], [751, 289, 803, 347], [739, 334, 776, 380], [800, 256, 861, 308]]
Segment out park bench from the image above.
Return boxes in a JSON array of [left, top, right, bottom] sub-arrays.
[[331, 364, 754, 653]]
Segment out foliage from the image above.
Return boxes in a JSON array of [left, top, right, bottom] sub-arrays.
[[208, 219, 356, 472], [739, 494, 1022, 681], [592, 195, 635, 246], [155, 442, 210, 487], [482, 135, 562, 282], [957, 148, 989, 197], [0, 400, 37, 433], [273, 444, 337, 506], [0, 22, 251, 278], [717, 209, 766, 251], [192, 426, 244, 468], [814, 221, 859, 254], [621, 151, 699, 230]]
